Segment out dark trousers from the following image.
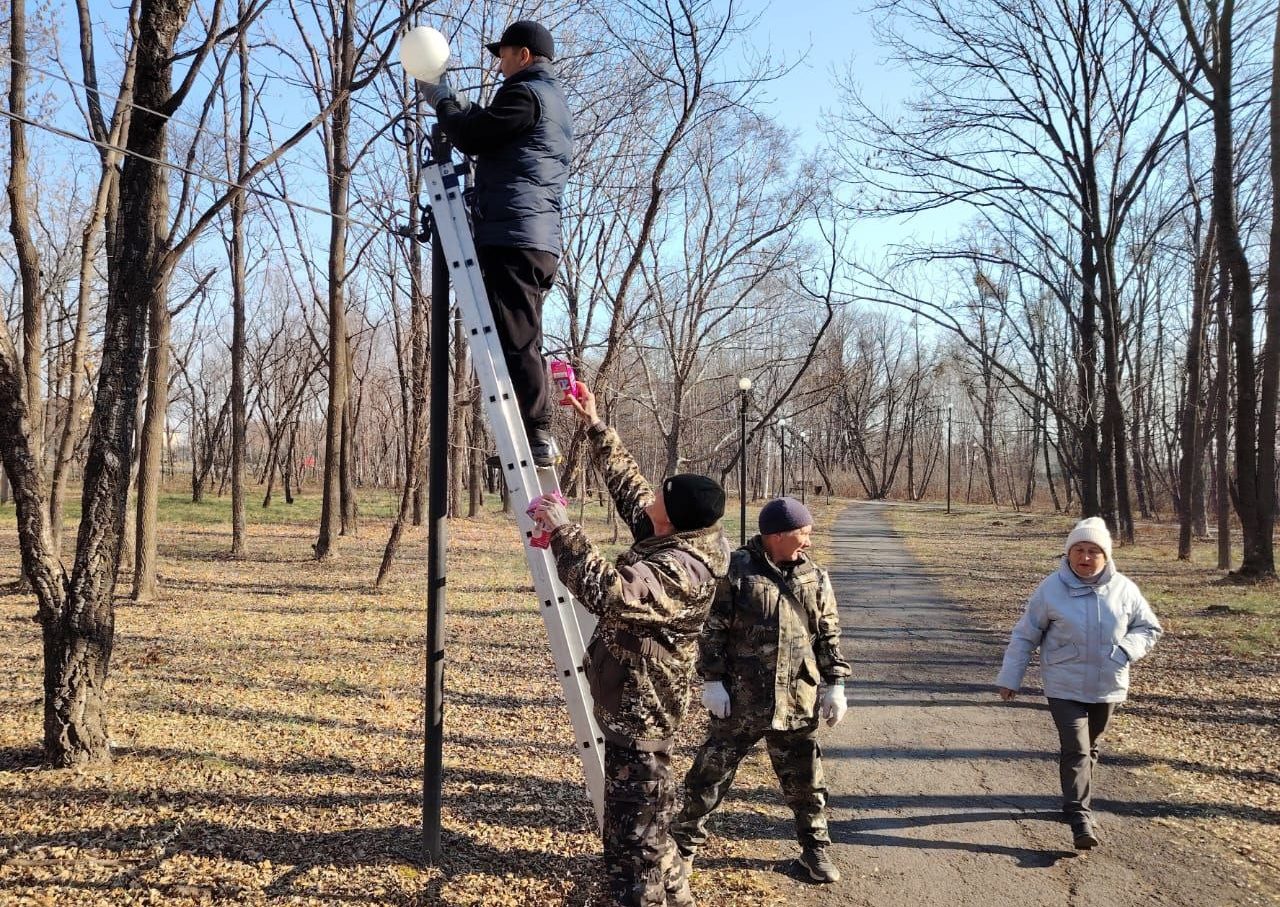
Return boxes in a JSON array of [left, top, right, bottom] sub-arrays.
[[671, 716, 829, 855], [1046, 698, 1116, 826], [603, 742, 693, 907], [476, 245, 558, 431]]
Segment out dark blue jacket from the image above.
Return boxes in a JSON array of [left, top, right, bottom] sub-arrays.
[[437, 63, 572, 256]]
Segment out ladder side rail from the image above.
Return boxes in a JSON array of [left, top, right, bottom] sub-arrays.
[[426, 167, 597, 654], [424, 163, 606, 819]]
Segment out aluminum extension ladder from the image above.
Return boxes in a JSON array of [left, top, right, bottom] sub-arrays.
[[422, 159, 606, 822]]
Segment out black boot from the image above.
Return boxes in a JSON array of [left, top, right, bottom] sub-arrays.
[[528, 426, 560, 468]]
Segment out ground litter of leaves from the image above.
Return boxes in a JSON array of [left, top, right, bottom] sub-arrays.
[[883, 503, 1280, 900], [0, 496, 825, 907]]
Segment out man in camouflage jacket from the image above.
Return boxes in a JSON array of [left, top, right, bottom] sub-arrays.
[[670, 497, 850, 884], [532, 382, 730, 907]]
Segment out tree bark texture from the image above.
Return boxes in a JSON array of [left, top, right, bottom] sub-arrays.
[[228, 3, 251, 558], [315, 78, 353, 559], [8, 0, 45, 472], [132, 289, 171, 601]]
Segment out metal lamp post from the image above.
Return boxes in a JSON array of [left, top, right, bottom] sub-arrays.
[[946, 402, 954, 515], [423, 124, 451, 863], [738, 377, 751, 546], [778, 417, 789, 497], [798, 430, 807, 504]]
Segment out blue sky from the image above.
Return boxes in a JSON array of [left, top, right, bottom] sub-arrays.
[[747, 0, 891, 148], [741, 0, 957, 262]]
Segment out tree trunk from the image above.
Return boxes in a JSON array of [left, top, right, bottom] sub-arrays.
[[228, 5, 251, 558], [8, 0, 44, 473], [51, 163, 115, 556], [132, 291, 170, 601], [1254, 1, 1280, 578], [1207, 25, 1270, 578], [1178, 219, 1213, 558], [1215, 250, 1232, 570], [449, 312, 467, 518], [340, 394, 358, 534], [36, 0, 189, 764], [468, 378, 484, 518], [315, 87, 353, 559], [1078, 216, 1101, 518], [283, 424, 296, 504]]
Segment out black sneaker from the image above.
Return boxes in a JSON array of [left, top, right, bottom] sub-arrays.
[[797, 844, 840, 883], [1072, 822, 1099, 850], [528, 428, 560, 468]]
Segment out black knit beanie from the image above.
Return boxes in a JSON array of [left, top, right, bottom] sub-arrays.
[[758, 496, 813, 535], [662, 474, 725, 532]]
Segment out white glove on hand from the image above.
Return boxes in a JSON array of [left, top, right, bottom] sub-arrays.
[[702, 680, 730, 719], [531, 498, 570, 532], [819, 683, 847, 727]]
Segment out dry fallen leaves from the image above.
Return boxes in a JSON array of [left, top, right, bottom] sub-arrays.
[[0, 497, 829, 906]]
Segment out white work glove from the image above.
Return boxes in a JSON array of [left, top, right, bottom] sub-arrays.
[[531, 498, 571, 532], [819, 683, 847, 727], [701, 680, 731, 719]]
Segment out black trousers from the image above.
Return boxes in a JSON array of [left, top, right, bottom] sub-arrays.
[[476, 245, 558, 431], [1046, 698, 1116, 826]]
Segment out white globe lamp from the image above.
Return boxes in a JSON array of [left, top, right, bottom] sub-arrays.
[[400, 26, 450, 81]]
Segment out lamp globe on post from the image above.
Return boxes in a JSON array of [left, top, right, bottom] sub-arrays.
[[400, 25, 450, 82], [737, 377, 752, 545], [400, 21, 452, 866]]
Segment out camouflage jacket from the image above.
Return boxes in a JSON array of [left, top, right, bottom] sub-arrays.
[[698, 536, 851, 731], [551, 423, 730, 751]]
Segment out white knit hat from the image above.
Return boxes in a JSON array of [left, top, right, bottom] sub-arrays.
[[1064, 516, 1112, 560]]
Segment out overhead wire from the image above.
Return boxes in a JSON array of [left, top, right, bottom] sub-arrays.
[[0, 101, 405, 238]]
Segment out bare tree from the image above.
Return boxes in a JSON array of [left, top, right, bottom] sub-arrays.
[[1123, 0, 1277, 577]]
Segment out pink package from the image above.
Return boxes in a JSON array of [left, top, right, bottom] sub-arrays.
[[550, 359, 581, 405], [527, 490, 569, 549]]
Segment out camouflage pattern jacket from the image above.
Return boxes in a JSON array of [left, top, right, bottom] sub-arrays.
[[550, 423, 730, 751], [698, 536, 851, 731]]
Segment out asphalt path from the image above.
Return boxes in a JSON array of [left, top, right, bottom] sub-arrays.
[[745, 502, 1268, 907]]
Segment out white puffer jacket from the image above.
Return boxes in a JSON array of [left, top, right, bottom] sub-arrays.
[[996, 560, 1162, 703]]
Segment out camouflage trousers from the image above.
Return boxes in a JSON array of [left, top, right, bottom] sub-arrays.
[[671, 715, 829, 855], [602, 741, 695, 907]]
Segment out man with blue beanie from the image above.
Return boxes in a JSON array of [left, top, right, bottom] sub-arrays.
[[671, 497, 850, 883], [419, 20, 572, 466]]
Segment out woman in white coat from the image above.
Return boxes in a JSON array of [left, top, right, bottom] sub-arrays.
[[996, 517, 1162, 851]]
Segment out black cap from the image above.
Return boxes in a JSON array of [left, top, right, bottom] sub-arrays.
[[486, 20, 555, 62], [662, 474, 725, 533]]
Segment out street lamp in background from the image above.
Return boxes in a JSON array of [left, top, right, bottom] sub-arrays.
[[798, 430, 808, 504], [778, 417, 789, 497], [946, 402, 954, 515], [738, 377, 751, 546]]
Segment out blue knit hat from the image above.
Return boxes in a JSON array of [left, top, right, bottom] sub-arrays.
[[758, 497, 813, 535]]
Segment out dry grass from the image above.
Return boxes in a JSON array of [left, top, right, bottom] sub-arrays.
[[881, 503, 1280, 896], [0, 489, 844, 906]]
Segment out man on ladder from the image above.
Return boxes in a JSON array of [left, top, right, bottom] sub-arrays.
[[419, 20, 571, 466], [531, 383, 730, 907]]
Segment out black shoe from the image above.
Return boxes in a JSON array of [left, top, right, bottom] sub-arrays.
[[528, 428, 560, 467], [797, 844, 840, 883], [1072, 822, 1099, 850]]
